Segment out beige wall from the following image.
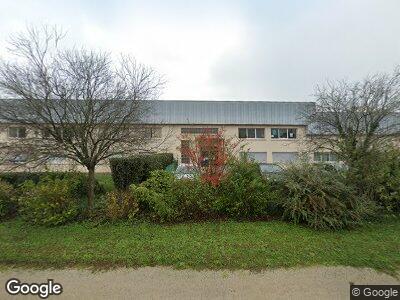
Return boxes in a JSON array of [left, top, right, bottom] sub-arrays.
[[161, 124, 309, 164], [0, 124, 311, 172]]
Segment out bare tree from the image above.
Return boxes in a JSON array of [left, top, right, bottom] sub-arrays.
[[0, 26, 165, 211], [306, 69, 400, 169]]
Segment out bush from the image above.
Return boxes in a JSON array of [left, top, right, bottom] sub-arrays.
[[131, 185, 177, 223], [132, 170, 178, 222], [276, 162, 375, 229], [0, 172, 104, 198], [0, 172, 42, 187], [142, 170, 176, 193], [0, 180, 17, 221], [215, 159, 279, 219], [110, 153, 174, 190], [18, 178, 79, 226], [171, 178, 216, 221], [105, 190, 139, 221], [132, 170, 216, 222], [375, 148, 400, 213]]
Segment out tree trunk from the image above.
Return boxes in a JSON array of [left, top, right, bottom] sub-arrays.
[[87, 166, 95, 213]]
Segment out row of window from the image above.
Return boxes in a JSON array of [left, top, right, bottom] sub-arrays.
[[238, 128, 297, 139], [7, 126, 300, 140], [181, 127, 218, 134], [6, 127, 163, 139], [239, 151, 338, 163], [180, 127, 298, 139]]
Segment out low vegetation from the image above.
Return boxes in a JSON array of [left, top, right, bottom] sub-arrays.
[[110, 153, 174, 190], [0, 217, 399, 273], [0, 149, 399, 230], [18, 178, 79, 226], [0, 148, 399, 272]]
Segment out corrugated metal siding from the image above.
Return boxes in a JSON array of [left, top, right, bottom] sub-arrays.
[[144, 100, 314, 125]]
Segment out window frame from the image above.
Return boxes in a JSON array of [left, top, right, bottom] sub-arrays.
[[181, 127, 218, 135], [180, 140, 190, 164], [240, 151, 267, 163], [150, 127, 162, 139], [8, 127, 26, 139], [314, 152, 338, 162], [238, 128, 265, 139], [271, 128, 297, 139], [9, 153, 28, 164]]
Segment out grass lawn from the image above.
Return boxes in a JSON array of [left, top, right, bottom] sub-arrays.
[[0, 217, 399, 274]]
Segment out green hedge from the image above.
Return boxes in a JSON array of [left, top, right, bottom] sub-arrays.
[[18, 178, 79, 226], [110, 153, 174, 190], [0, 172, 104, 198]]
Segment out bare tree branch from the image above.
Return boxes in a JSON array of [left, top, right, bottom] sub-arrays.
[[0, 25, 166, 211]]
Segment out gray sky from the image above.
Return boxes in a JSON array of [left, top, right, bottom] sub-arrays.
[[0, 0, 399, 101]]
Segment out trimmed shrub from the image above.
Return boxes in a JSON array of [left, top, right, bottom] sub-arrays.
[[18, 178, 79, 226], [215, 159, 279, 219], [276, 162, 375, 230], [110, 153, 174, 190], [0, 172, 42, 187], [105, 190, 139, 221], [0, 172, 104, 198], [0, 180, 17, 221]]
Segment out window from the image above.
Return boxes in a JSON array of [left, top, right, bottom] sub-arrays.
[[271, 128, 297, 139], [240, 152, 267, 163], [272, 152, 298, 163], [144, 127, 162, 139], [8, 127, 26, 138], [238, 128, 265, 139], [314, 152, 338, 162], [181, 140, 190, 164], [48, 156, 66, 164], [9, 153, 28, 164], [146, 127, 162, 138], [181, 128, 218, 134], [151, 128, 162, 138], [288, 128, 296, 139]]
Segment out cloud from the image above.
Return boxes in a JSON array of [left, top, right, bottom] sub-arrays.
[[210, 0, 400, 101], [0, 0, 399, 100]]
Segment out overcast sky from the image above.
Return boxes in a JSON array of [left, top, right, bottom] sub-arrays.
[[0, 0, 399, 101]]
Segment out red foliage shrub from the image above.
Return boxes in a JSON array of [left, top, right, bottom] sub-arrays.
[[180, 130, 240, 186]]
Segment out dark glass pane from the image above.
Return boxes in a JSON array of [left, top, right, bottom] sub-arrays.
[[19, 128, 26, 138], [181, 140, 190, 163], [9, 127, 18, 137], [330, 153, 338, 161], [314, 152, 321, 161], [288, 128, 296, 139], [238, 128, 247, 138], [256, 128, 265, 138], [278, 128, 288, 138], [247, 128, 255, 138], [271, 128, 279, 139]]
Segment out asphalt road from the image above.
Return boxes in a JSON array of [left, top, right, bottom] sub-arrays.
[[0, 266, 399, 299]]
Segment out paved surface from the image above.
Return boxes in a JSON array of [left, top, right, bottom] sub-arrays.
[[0, 266, 399, 299]]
